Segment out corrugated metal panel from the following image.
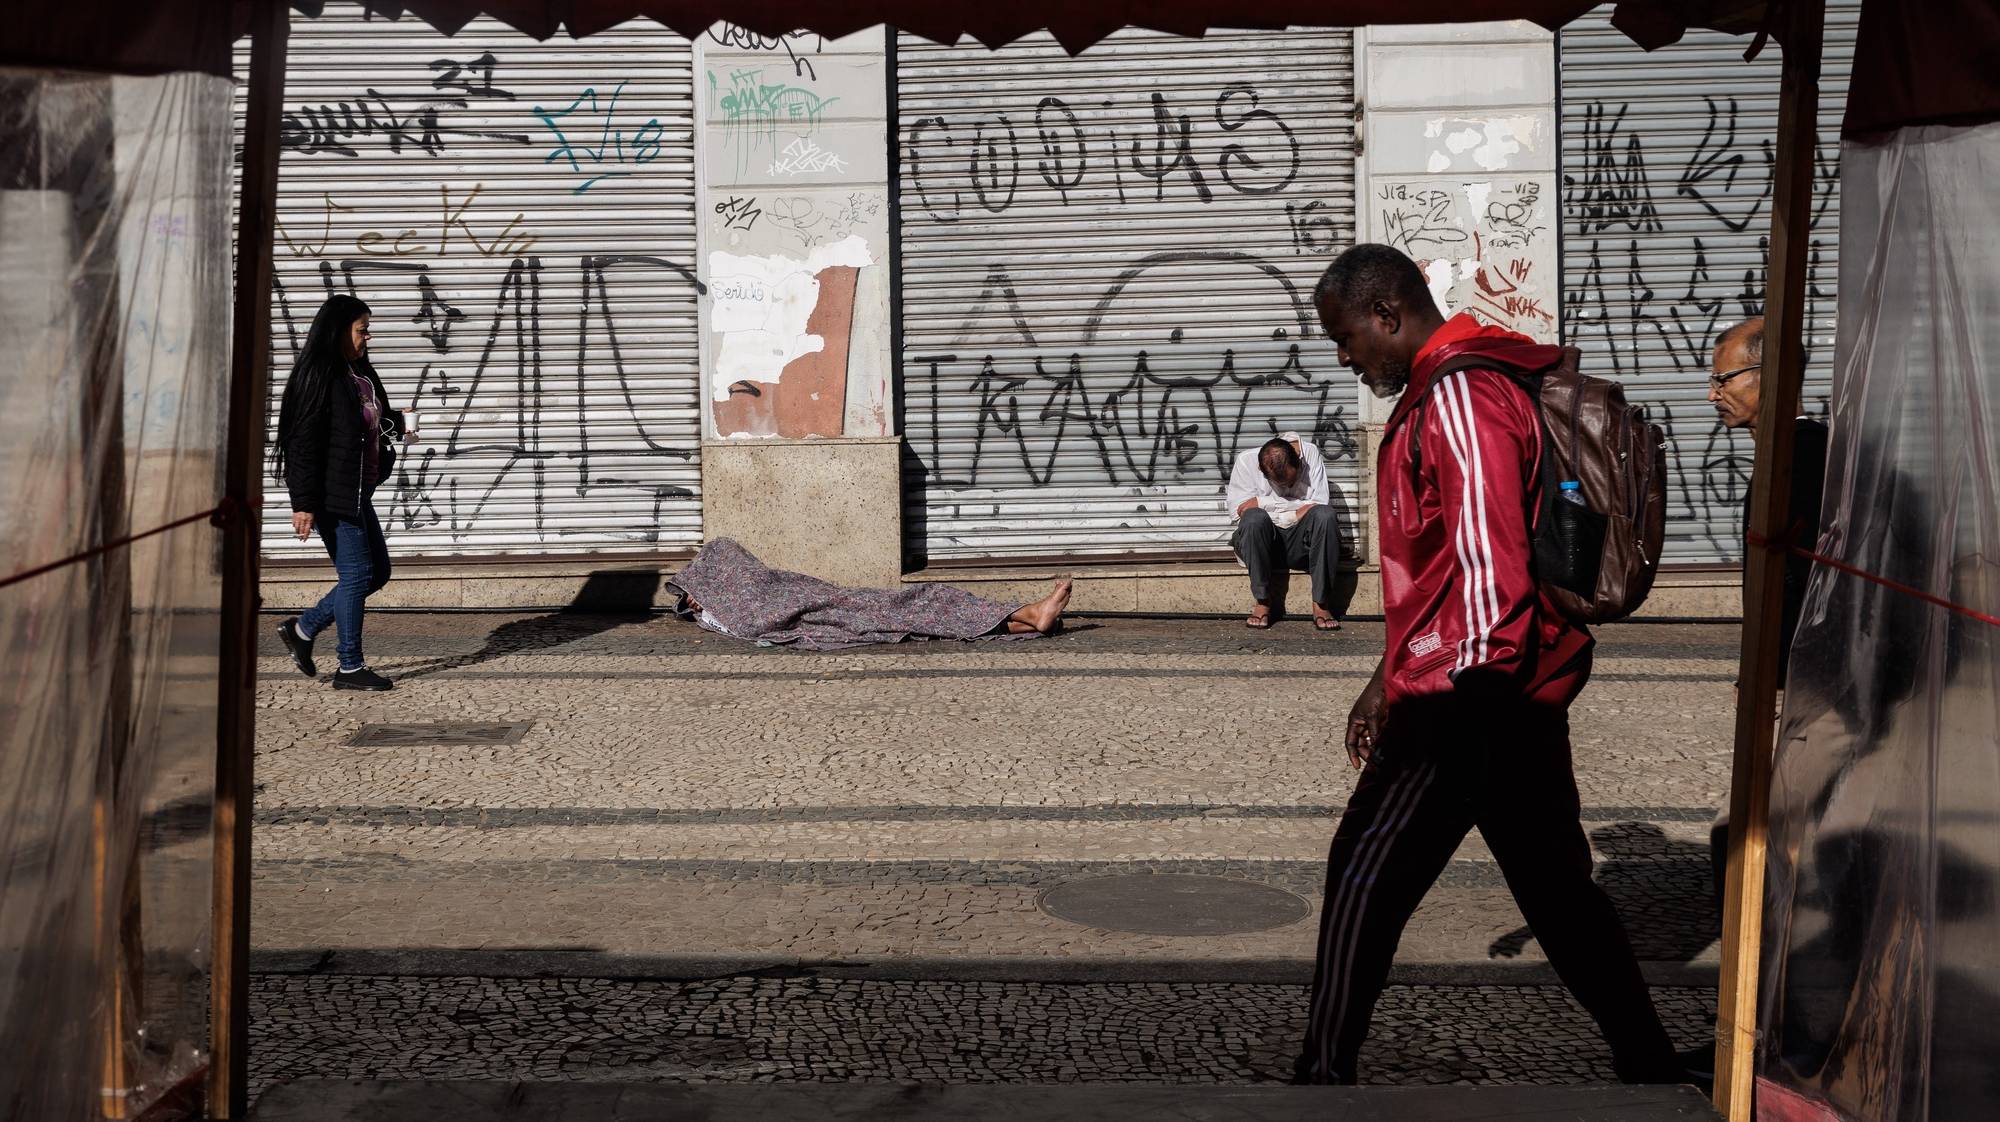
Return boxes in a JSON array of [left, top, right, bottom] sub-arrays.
[[895, 28, 1360, 562], [1559, 2, 1858, 564], [234, 3, 702, 559]]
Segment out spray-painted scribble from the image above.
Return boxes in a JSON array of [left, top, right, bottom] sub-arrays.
[[767, 137, 848, 177], [906, 86, 1305, 223], [427, 53, 514, 99], [274, 184, 539, 260], [1563, 94, 1840, 557], [275, 253, 706, 545], [262, 47, 703, 552], [710, 67, 841, 174], [706, 24, 826, 81], [761, 192, 882, 250], [911, 253, 1358, 494], [534, 81, 667, 194], [715, 196, 763, 232], [280, 91, 531, 157]]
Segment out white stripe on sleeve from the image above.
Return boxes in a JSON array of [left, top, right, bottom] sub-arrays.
[[1444, 373, 1504, 665], [1430, 375, 1491, 672]]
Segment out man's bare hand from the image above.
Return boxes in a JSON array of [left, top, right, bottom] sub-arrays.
[[291, 511, 314, 541], [1345, 659, 1388, 769], [1235, 497, 1260, 518], [1294, 503, 1318, 520]]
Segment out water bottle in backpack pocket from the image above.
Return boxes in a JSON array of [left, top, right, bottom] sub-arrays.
[[1416, 345, 1668, 623], [1541, 481, 1609, 599]]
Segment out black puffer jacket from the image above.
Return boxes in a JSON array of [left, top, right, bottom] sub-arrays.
[[284, 363, 403, 520]]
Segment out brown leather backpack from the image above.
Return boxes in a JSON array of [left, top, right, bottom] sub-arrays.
[[1414, 346, 1667, 624]]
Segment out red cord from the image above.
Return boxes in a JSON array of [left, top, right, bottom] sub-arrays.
[[0, 500, 249, 592], [1747, 529, 2000, 629]]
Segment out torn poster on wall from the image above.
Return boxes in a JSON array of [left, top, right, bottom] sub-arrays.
[[707, 234, 872, 438]]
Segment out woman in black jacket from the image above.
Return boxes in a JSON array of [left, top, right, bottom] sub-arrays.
[[273, 295, 405, 691]]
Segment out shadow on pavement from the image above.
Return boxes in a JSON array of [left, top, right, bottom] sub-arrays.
[[392, 571, 660, 682], [1488, 822, 1718, 963]]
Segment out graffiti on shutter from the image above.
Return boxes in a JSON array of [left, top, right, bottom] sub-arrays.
[[1559, 4, 1858, 563], [898, 30, 1361, 561], [243, 5, 704, 558]]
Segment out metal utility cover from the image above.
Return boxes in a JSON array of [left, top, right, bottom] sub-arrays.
[[348, 722, 533, 747], [1038, 873, 1309, 936]]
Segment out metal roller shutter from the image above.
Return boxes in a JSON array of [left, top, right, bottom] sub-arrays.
[[896, 28, 1360, 563], [236, 3, 702, 559], [1559, 2, 1859, 564]]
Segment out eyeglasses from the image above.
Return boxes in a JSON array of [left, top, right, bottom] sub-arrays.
[[1708, 363, 1759, 391]]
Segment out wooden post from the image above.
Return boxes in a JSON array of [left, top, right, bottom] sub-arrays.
[[1713, 1, 1825, 1118], [210, 2, 289, 1118]]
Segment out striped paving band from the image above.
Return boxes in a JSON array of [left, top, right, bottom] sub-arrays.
[[255, 804, 1721, 827]]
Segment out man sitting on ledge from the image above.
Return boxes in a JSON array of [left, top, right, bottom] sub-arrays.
[[1225, 433, 1342, 631]]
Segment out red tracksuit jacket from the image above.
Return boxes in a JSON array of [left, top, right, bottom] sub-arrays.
[[1377, 314, 1594, 716]]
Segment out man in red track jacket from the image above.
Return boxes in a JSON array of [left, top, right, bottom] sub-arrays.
[[1294, 244, 1683, 1086]]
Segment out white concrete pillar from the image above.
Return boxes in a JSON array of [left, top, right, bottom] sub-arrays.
[[693, 26, 902, 582], [1358, 21, 1560, 399], [1352, 22, 1561, 566]]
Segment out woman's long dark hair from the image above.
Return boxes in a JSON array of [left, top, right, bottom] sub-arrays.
[[273, 294, 373, 482]]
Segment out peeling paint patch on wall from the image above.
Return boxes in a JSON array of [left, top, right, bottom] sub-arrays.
[[1422, 257, 1457, 311], [711, 258, 865, 437], [708, 235, 872, 395], [1424, 114, 1542, 172]]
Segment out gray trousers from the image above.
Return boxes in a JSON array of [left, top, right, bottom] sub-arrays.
[[1232, 505, 1341, 611]]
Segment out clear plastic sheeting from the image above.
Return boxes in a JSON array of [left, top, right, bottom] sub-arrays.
[[0, 69, 233, 1119], [1758, 122, 2000, 1122]]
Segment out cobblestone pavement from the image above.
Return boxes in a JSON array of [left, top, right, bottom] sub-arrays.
[[248, 974, 1718, 1099], [253, 615, 1734, 972], [248, 614, 1737, 1104]]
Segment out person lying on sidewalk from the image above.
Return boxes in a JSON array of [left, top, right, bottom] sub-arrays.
[[1224, 433, 1344, 631], [666, 538, 1071, 652]]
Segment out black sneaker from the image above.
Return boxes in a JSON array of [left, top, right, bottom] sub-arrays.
[[278, 619, 316, 678], [331, 666, 393, 691]]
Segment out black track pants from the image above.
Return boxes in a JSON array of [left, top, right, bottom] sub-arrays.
[[1294, 708, 1682, 1085]]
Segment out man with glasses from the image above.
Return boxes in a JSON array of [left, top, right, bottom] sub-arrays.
[[1708, 316, 1830, 684], [1701, 318, 1831, 1024]]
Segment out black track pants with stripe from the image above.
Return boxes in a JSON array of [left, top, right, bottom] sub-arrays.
[[1294, 711, 1683, 1084]]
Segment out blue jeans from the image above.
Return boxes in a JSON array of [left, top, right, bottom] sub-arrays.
[[297, 503, 390, 671]]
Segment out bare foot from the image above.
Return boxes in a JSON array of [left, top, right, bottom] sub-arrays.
[[1246, 604, 1274, 629], [1313, 607, 1341, 632], [1014, 578, 1073, 634]]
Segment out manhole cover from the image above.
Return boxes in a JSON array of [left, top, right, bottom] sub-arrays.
[[348, 721, 533, 747], [1038, 874, 1310, 936]]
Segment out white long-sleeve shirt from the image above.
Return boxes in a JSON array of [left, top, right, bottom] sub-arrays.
[[1225, 433, 1329, 528]]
